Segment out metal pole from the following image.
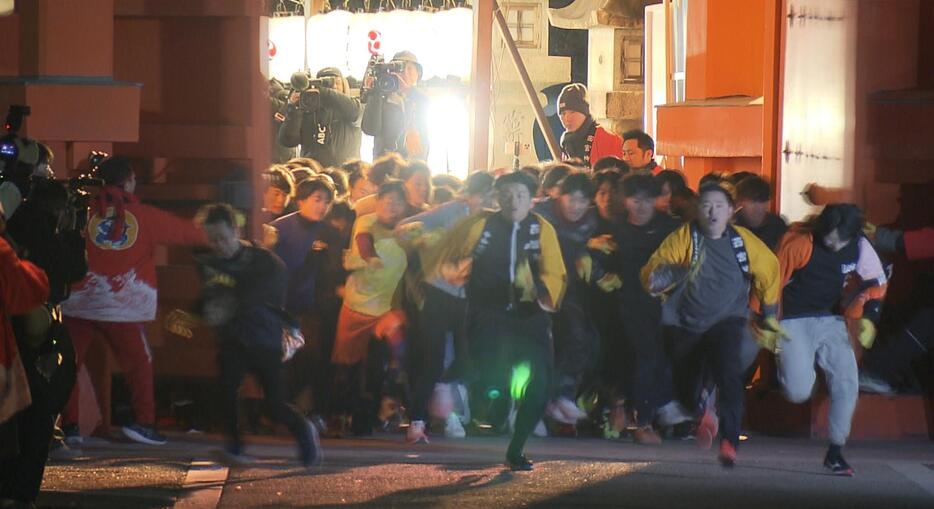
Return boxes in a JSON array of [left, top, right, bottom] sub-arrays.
[[304, 0, 315, 72], [492, 0, 561, 161]]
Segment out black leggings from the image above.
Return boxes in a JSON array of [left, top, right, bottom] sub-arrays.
[[552, 301, 601, 400], [218, 342, 312, 459], [664, 317, 746, 446], [468, 308, 553, 458], [620, 300, 673, 427], [409, 285, 469, 422]]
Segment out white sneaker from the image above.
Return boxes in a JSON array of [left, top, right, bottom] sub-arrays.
[[453, 383, 471, 424], [546, 400, 577, 425], [444, 413, 466, 438], [533, 420, 548, 437], [556, 397, 587, 421], [859, 372, 896, 395], [430, 383, 454, 420], [656, 401, 694, 427], [406, 420, 429, 444]]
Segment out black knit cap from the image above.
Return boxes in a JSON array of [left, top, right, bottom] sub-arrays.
[[317, 67, 343, 79], [558, 83, 590, 116]]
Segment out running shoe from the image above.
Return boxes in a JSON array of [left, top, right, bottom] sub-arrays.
[[301, 419, 323, 467], [62, 424, 83, 446], [406, 420, 429, 444], [122, 423, 167, 446], [444, 413, 467, 438], [694, 409, 718, 450], [506, 453, 534, 471], [211, 449, 256, 468], [823, 448, 855, 476], [858, 372, 896, 396], [632, 426, 662, 445], [718, 439, 737, 467]]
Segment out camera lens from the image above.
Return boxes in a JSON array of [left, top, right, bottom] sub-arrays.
[[376, 74, 399, 94], [300, 89, 320, 111]]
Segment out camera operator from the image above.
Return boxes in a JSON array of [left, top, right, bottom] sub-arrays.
[[0, 140, 87, 505], [362, 51, 430, 160], [278, 68, 362, 168], [269, 78, 298, 164]]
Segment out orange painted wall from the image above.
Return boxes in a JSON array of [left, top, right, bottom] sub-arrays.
[[18, 0, 114, 77], [0, 0, 139, 175], [854, 0, 921, 225], [657, 0, 772, 188], [113, 16, 254, 127], [685, 0, 765, 101]]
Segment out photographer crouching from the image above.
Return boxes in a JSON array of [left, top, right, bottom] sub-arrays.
[[0, 110, 90, 505], [361, 51, 430, 160], [278, 68, 362, 168]]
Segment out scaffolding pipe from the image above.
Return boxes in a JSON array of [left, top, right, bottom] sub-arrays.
[[492, 0, 562, 162]]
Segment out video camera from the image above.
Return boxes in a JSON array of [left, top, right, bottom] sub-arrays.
[[362, 56, 407, 97], [289, 71, 336, 112], [0, 105, 33, 181]]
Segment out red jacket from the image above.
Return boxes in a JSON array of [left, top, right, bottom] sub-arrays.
[[904, 227, 934, 261], [0, 236, 49, 422], [61, 199, 206, 323], [588, 126, 624, 167], [561, 125, 623, 168]]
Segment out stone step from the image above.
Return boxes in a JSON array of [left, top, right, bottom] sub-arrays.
[[745, 389, 934, 441]]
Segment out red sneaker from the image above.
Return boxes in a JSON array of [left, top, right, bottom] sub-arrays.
[[695, 409, 718, 450], [718, 439, 736, 467]]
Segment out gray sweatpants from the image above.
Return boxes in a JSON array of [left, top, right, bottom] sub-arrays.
[[777, 316, 858, 445]]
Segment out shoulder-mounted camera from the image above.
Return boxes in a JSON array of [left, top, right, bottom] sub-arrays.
[[289, 71, 336, 112]]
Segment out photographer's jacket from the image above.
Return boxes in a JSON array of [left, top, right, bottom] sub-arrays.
[[362, 88, 430, 160], [61, 188, 206, 323], [277, 87, 362, 168]]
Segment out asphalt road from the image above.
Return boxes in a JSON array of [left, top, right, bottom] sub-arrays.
[[37, 431, 934, 509]]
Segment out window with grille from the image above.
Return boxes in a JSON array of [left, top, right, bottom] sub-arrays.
[[504, 3, 541, 49], [621, 35, 644, 83], [671, 0, 688, 101]]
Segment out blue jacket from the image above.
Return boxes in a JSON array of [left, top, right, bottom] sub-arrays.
[[269, 212, 343, 314]]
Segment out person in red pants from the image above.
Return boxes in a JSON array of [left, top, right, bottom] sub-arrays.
[[60, 156, 206, 445]]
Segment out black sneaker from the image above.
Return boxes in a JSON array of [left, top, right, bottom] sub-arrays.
[[48, 439, 83, 460], [211, 448, 256, 468], [62, 424, 83, 445], [122, 423, 167, 446], [506, 454, 534, 471], [823, 448, 855, 476], [301, 420, 323, 468]]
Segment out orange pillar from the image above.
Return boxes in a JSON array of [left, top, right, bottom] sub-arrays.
[[0, 0, 140, 173], [656, 0, 776, 186]]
